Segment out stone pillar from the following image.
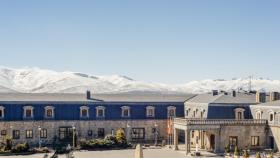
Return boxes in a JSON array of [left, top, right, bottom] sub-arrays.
[[185, 129, 191, 155], [135, 144, 143, 158], [174, 128, 179, 150], [200, 131, 205, 149], [214, 130, 221, 153]]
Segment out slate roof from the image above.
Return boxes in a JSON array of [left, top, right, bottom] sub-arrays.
[[186, 92, 260, 104], [0, 93, 194, 102]]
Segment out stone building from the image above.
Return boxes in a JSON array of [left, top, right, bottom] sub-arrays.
[[173, 91, 277, 155], [0, 92, 193, 146]]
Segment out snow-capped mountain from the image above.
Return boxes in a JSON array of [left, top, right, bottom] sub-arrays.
[[0, 66, 280, 94]]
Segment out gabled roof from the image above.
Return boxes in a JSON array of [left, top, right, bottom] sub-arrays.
[[0, 93, 194, 102], [186, 92, 259, 104]]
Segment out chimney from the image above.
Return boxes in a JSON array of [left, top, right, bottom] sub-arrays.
[[232, 90, 236, 97], [86, 91, 91, 99], [270, 92, 279, 102], [212, 90, 218, 96], [256, 92, 266, 103]]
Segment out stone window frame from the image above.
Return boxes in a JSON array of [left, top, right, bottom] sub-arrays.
[[167, 106, 176, 118], [0, 106, 5, 119], [44, 106, 55, 119], [12, 130, 20, 139], [234, 108, 245, 120], [121, 106, 131, 118], [96, 106, 105, 118], [40, 129, 47, 138], [255, 110, 263, 119], [146, 106, 155, 118], [23, 106, 34, 119], [199, 108, 205, 118], [26, 130, 33, 139], [80, 106, 90, 118], [268, 110, 275, 123], [251, 136, 260, 147]]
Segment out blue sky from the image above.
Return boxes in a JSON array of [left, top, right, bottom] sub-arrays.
[[0, 0, 279, 83]]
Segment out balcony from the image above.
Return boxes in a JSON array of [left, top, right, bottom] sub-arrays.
[[174, 118, 267, 126]]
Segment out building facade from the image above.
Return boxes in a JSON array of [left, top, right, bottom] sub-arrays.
[[0, 93, 192, 146]]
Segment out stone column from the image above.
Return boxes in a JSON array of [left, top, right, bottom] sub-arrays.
[[173, 128, 179, 150], [214, 129, 221, 153], [200, 131, 205, 149], [185, 129, 191, 155]]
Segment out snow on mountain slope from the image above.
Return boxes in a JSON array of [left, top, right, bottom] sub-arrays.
[[0, 66, 280, 94]]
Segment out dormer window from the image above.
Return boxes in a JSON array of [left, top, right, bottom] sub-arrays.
[[234, 108, 245, 120], [96, 106, 105, 118], [44, 106, 55, 119], [23, 106, 34, 119], [146, 106, 155, 117], [80, 106, 89, 118], [167, 106, 176, 118], [0, 106, 5, 119], [121, 106, 130, 118]]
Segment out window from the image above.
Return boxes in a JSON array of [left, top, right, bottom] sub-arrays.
[[23, 106, 34, 119], [96, 106, 105, 118], [269, 113, 274, 122], [40, 129, 47, 138], [193, 111, 196, 118], [13, 130, 20, 139], [0, 106, 5, 119], [251, 136, 260, 146], [256, 111, 262, 119], [88, 130, 93, 136], [229, 136, 238, 147], [146, 106, 155, 117], [167, 106, 176, 118], [200, 111, 204, 118], [97, 128, 105, 138], [234, 108, 245, 120], [1, 130, 7, 136], [131, 128, 145, 139], [44, 106, 55, 118], [191, 131, 195, 138], [185, 110, 188, 117], [26, 130, 33, 139], [121, 106, 130, 117], [80, 106, 89, 118]]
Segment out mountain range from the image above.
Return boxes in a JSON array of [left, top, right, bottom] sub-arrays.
[[0, 67, 280, 94]]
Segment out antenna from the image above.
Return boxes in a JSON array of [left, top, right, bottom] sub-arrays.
[[248, 75, 252, 92]]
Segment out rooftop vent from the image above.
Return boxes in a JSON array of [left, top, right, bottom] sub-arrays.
[[86, 91, 91, 99], [270, 92, 279, 102]]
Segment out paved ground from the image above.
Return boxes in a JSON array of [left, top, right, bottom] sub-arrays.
[[0, 147, 223, 158]]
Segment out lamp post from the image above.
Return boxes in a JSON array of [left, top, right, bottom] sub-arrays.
[[72, 125, 76, 149], [38, 126, 41, 149], [126, 123, 130, 142], [154, 122, 158, 146]]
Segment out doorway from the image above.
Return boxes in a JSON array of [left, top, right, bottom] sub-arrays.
[[269, 136, 274, 149], [210, 134, 215, 150]]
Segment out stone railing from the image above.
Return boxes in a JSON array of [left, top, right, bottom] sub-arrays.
[[174, 118, 267, 126]]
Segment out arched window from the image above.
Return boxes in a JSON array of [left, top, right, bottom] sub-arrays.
[[269, 111, 274, 122], [256, 111, 262, 119], [0, 106, 5, 119], [80, 106, 89, 118], [234, 108, 245, 120], [44, 106, 55, 118], [146, 106, 155, 117], [96, 106, 105, 118], [23, 106, 34, 119], [167, 106, 176, 118], [121, 106, 130, 118]]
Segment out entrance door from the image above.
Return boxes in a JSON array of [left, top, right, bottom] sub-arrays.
[[210, 135, 215, 150], [59, 127, 75, 146], [269, 136, 274, 149], [229, 136, 238, 151]]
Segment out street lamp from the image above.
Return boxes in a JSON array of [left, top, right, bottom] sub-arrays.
[[38, 126, 42, 149], [72, 125, 76, 149], [154, 122, 158, 146], [126, 123, 130, 142]]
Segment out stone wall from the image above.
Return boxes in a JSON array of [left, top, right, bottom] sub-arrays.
[[0, 120, 167, 146]]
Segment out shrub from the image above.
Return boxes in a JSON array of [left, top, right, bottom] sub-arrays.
[[268, 152, 273, 158], [234, 146, 239, 156], [4, 137, 12, 151], [224, 144, 230, 154], [11, 143, 30, 153], [116, 128, 127, 146], [243, 150, 249, 158], [255, 152, 261, 158]]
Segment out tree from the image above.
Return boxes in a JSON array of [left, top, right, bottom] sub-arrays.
[[255, 152, 261, 158], [268, 152, 274, 158], [234, 146, 239, 156], [243, 150, 249, 158], [116, 128, 127, 146]]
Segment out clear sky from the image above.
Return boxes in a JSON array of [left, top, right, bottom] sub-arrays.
[[0, 0, 279, 83]]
